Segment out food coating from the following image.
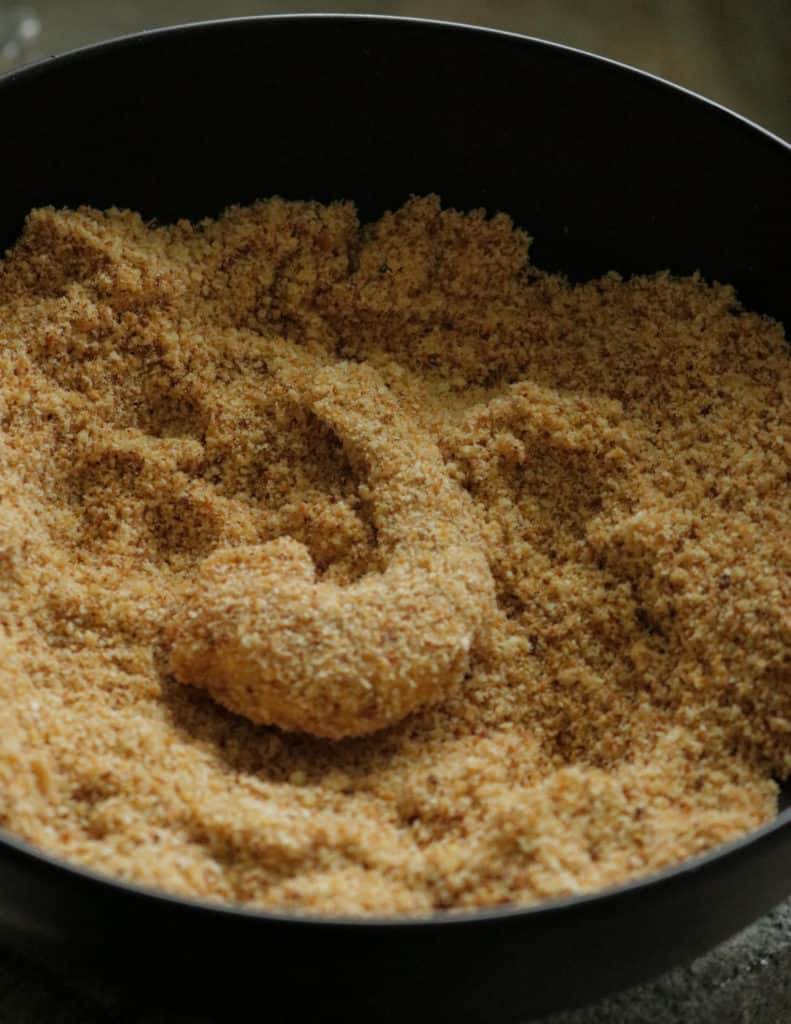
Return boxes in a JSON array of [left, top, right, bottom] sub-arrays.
[[169, 360, 495, 738], [0, 196, 788, 917]]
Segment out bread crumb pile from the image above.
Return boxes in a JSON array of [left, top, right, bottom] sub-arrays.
[[0, 196, 789, 915]]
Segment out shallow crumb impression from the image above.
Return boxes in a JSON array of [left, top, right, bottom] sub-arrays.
[[0, 196, 789, 916]]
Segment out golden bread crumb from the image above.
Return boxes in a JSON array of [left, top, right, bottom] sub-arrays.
[[0, 195, 788, 915]]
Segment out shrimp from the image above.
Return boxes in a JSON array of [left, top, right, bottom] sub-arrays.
[[168, 360, 495, 738]]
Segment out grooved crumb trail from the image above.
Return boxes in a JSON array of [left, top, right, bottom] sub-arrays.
[[0, 196, 788, 915]]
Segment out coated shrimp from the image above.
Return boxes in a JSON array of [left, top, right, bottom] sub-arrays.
[[169, 360, 495, 738]]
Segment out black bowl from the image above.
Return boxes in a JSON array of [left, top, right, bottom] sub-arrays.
[[0, 15, 789, 1023]]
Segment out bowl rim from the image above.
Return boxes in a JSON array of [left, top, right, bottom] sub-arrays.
[[0, 11, 789, 932], [2, 796, 790, 930], [1, 11, 789, 151]]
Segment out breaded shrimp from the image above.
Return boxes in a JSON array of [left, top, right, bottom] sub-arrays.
[[169, 360, 495, 738]]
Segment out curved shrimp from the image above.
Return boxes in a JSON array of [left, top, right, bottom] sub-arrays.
[[168, 360, 495, 739]]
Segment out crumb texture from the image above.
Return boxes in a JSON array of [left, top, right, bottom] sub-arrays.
[[0, 196, 788, 915], [169, 356, 496, 739]]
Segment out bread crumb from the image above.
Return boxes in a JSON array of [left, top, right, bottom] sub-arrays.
[[0, 195, 788, 915]]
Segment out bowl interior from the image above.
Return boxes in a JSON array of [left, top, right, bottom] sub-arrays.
[[1, 16, 789, 321]]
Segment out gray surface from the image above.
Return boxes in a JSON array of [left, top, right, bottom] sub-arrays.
[[0, 899, 790, 1021], [542, 901, 791, 1024]]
